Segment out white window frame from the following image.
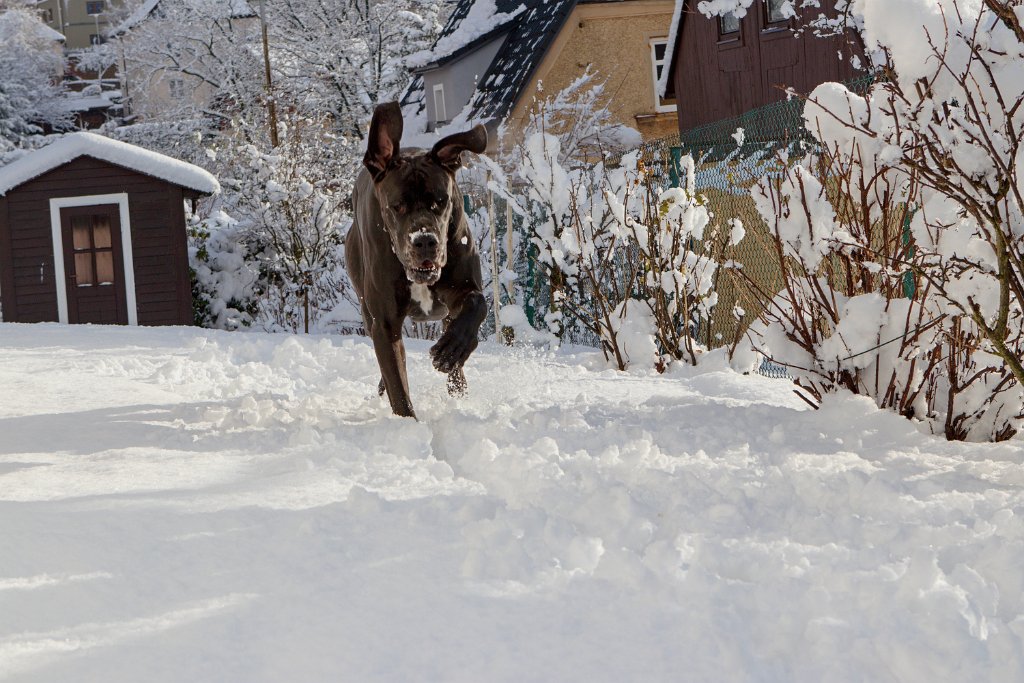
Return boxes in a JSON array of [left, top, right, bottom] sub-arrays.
[[432, 83, 447, 124], [49, 193, 138, 325], [650, 39, 674, 114]]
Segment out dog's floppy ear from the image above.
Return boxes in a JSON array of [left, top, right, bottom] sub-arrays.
[[364, 102, 404, 181], [430, 124, 487, 173]]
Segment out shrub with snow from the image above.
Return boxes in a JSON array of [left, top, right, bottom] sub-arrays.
[[206, 114, 356, 333], [733, 0, 1024, 441], [495, 94, 719, 371]]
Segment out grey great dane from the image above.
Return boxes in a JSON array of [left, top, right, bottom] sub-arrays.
[[346, 102, 488, 418]]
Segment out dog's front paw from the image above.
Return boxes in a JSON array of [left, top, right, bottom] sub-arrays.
[[430, 325, 478, 374]]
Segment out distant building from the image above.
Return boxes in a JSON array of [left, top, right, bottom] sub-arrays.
[[401, 0, 679, 149], [31, 0, 125, 51]]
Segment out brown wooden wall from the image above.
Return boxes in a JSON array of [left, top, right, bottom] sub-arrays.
[[0, 156, 193, 326], [671, 0, 863, 131]]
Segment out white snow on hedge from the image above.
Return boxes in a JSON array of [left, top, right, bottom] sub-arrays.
[[0, 132, 220, 196], [1, 324, 1022, 681]]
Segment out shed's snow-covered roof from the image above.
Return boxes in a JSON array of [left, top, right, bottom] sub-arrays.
[[0, 132, 220, 196]]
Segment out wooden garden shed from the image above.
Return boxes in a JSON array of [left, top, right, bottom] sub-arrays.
[[0, 132, 219, 326]]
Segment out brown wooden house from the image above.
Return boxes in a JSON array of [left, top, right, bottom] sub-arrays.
[[662, 0, 864, 131], [0, 132, 219, 326]]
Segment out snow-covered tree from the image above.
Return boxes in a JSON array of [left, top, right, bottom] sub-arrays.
[[269, 0, 443, 139], [0, 7, 72, 147], [206, 113, 356, 333], [115, 0, 264, 127], [117, 0, 442, 138]]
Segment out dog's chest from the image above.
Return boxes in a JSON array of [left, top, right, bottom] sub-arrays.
[[408, 283, 447, 321]]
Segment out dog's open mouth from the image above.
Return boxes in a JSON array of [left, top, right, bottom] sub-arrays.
[[407, 262, 441, 284]]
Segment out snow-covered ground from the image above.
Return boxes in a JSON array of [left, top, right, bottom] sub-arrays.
[[1, 323, 1022, 682]]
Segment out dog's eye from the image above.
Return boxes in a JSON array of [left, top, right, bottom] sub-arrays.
[[391, 203, 406, 215], [431, 198, 445, 212]]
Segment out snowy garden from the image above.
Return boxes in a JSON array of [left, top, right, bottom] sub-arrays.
[[1, 0, 1024, 680]]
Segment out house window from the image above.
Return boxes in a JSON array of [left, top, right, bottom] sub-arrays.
[[765, 0, 790, 24], [89, 34, 105, 45], [86, 0, 105, 15], [168, 78, 185, 100], [719, 12, 741, 36], [432, 83, 447, 124], [650, 39, 675, 113]]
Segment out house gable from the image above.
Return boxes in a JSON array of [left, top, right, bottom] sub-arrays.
[[401, 0, 577, 132], [506, 0, 678, 140], [419, 33, 510, 130]]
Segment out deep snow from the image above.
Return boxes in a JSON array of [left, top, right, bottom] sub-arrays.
[[0, 323, 1022, 682]]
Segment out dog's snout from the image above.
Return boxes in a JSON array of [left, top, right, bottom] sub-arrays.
[[411, 232, 440, 265], [412, 232, 438, 251]]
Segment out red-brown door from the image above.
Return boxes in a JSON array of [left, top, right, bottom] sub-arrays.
[[60, 204, 129, 324]]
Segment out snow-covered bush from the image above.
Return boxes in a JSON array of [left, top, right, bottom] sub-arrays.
[[732, 0, 1024, 441], [188, 209, 260, 330], [495, 77, 719, 370], [208, 114, 356, 333]]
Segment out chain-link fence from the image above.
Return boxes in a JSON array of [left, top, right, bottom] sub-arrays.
[[630, 75, 876, 353]]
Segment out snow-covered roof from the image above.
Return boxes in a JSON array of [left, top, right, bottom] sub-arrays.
[[32, 20, 66, 42], [0, 132, 220, 196], [659, 0, 686, 98], [401, 0, 577, 127], [406, 0, 526, 70], [58, 89, 122, 112], [0, 7, 65, 42]]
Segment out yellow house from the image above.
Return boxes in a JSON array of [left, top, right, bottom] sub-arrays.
[[32, 0, 125, 51], [401, 0, 678, 150]]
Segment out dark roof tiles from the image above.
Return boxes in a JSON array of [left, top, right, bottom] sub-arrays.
[[401, 0, 578, 127]]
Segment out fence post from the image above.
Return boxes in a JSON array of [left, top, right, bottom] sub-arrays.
[[487, 172, 501, 337]]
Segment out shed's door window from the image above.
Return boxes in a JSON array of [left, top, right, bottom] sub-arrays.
[[719, 12, 741, 36], [71, 214, 115, 286]]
